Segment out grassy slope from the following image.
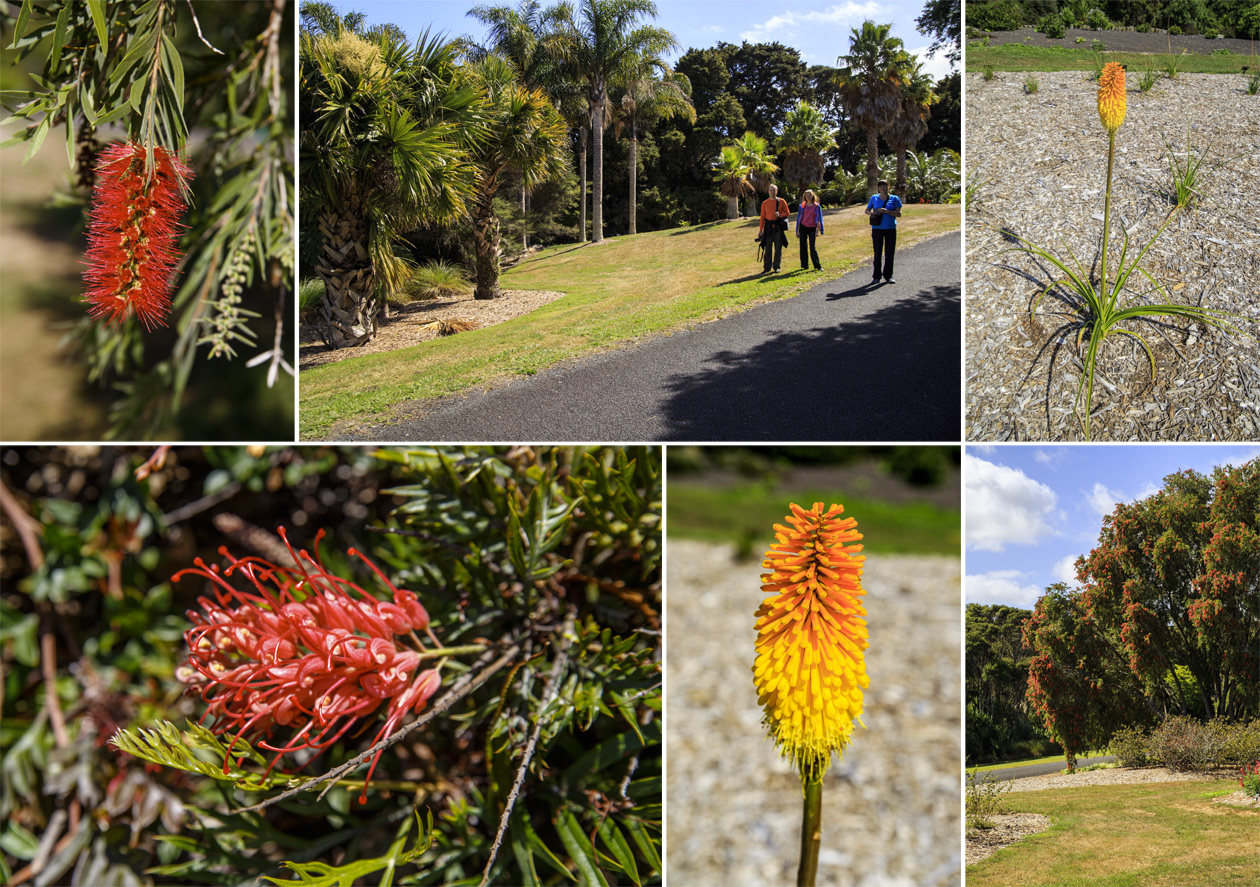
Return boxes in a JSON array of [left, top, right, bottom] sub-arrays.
[[668, 480, 959, 556], [968, 780, 1258, 886], [966, 42, 1258, 73], [299, 205, 959, 437]]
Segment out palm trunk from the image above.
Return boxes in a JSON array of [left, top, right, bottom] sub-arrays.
[[316, 194, 377, 349], [628, 128, 637, 236], [895, 148, 908, 201], [866, 128, 880, 196], [746, 191, 759, 219], [592, 99, 604, 243], [472, 191, 503, 300], [579, 126, 588, 243], [521, 183, 527, 252], [727, 195, 739, 219]]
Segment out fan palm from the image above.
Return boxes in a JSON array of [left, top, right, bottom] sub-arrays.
[[835, 20, 914, 197], [468, 1, 567, 251], [777, 99, 834, 192], [554, 0, 677, 243], [731, 131, 779, 217], [299, 27, 481, 348], [883, 60, 938, 200], [713, 144, 754, 219], [464, 55, 569, 300], [613, 67, 695, 234]]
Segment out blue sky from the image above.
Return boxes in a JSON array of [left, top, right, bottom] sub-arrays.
[[965, 444, 1260, 610], [345, 0, 956, 83]]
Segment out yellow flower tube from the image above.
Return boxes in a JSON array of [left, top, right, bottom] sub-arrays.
[[1097, 62, 1127, 134]]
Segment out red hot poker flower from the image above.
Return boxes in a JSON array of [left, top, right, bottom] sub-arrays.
[[174, 528, 440, 804], [82, 141, 192, 330]]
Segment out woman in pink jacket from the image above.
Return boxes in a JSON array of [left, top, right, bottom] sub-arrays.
[[795, 189, 824, 271]]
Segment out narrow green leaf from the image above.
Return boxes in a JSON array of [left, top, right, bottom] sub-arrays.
[[86, 0, 108, 49], [162, 33, 184, 114], [622, 820, 662, 873], [65, 107, 75, 167], [524, 816, 576, 881], [555, 809, 609, 887], [129, 78, 145, 114], [509, 816, 544, 887], [11, 0, 34, 50], [23, 115, 49, 163], [597, 820, 640, 886], [50, 5, 69, 70]]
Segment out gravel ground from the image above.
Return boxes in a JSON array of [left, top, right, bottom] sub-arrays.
[[965, 71, 1260, 440], [665, 540, 962, 887]]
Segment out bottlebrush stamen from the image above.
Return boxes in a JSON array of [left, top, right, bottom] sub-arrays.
[[82, 141, 192, 330], [753, 502, 869, 778], [173, 528, 440, 804]]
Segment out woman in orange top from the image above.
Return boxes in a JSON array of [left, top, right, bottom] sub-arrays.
[[758, 184, 790, 273]]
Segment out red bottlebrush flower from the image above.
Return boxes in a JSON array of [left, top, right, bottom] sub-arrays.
[[82, 141, 192, 330], [173, 528, 440, 804]]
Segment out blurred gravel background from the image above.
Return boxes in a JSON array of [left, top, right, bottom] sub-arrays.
[[666, 540, 962, 887]]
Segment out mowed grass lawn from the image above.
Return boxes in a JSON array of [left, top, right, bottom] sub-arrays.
[[969, 780, 1260, 887], [299, 205, 959, 438], [966, 42, 1258, 73]]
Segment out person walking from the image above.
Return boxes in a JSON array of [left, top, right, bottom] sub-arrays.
[[865, 180, 902, 284], [796, 189, 824, 271], [758, 184, 790, 273]]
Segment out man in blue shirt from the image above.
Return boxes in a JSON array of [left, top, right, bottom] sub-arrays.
[[865, 180, 902, 284]]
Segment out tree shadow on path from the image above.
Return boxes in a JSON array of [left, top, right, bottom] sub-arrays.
[[659, 282, 960, 441]]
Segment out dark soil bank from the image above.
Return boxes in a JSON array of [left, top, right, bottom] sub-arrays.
[[971, 27, 1260, 58]]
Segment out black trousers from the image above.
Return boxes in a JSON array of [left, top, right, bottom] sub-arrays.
[[799, 225, 820, 269], [871, 227, 896, 279], [763, 227, 783, 271]]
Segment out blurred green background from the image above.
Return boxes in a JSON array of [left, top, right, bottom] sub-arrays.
[[667, 445, 960, 556]]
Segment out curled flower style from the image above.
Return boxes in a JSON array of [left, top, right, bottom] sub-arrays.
[[1097, 63, 1126, 135], [753, 502, 869, 778], [83, 141, 192, 330], [174, 528, 440, 803]]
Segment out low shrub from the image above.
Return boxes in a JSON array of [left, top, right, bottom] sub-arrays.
[[1075, 36, 1085, 43], [1137, 22, 1151, 33], [1024, 74, 1039, 93], [1147, 715, 1217, 772], [1211, 718, 1260, 766], [1091, 39, 1107, 51], [1085, 8, 1111, 29], [402, 261, 473, 301], [1241, 762, 1260, 799], [1169, 25, 1182, 35], [983, 65, 995, 81], [968, 0, 1025, 32], [1038, 13, 1067, 39], [299, 277, 325, 319], [966, 771, 1010, 831], [1109, 725, 1152, 768], [1138, 62, 1159, 92], [1248, 70, 1260, 95]]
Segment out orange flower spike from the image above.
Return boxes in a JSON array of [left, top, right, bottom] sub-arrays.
[[753, 502, 869, 778], [1097, 63, 1126, 135]]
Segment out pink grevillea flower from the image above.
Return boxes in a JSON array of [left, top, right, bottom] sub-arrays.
[[173, 528, 440, 804], [83, 141, 192, 330]]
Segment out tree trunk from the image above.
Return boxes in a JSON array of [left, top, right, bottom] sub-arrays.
[[727, 195, 739, 219], [316, 194, 378, 349], [866, 128, 880, 197], [472, 191, 503, 300], [521, 183, 527, 252], [895, 148, 908, 202], [747, 192, 759, 219], [628, 128, 637, 236], [579, 126, 588, 243], [592, 99, 604, 243]]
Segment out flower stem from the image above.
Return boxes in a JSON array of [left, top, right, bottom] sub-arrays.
[[1100, 130, 1116, 312], [415, 644, 487, 662], [797, 771, 824, 887]]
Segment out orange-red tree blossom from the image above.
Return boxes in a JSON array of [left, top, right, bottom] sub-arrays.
[[83, 141, 192, 329], [174, 529, 442, 803]]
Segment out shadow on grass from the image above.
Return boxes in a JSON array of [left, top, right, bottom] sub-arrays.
[[667, 219, 742, 236], [658, 282, 961, 441]]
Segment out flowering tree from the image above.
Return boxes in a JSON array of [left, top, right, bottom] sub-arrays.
[[1024, 459, 1260, 769], [3, 1, 294, 439], [0, 446, 661, 885]]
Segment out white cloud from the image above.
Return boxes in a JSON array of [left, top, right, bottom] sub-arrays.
[[971, 444, 996, 454], [1033, 448, 1067, 467], [966, 570, 1044, 607], [1085, 481, 1125, 522], [1051, 554, 1078, 585], [907, 44, 954, 83], [739, 2, 884, 43], [965, 454, 1058, 552], [701, 25, 724, 34]]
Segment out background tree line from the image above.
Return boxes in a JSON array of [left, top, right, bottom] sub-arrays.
[[967, 0, 1260, 39], [968, 460, 1260, 769]]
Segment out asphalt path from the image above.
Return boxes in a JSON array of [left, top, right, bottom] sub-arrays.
[[344, 230, 960, 442], [980, 755, 1117, 782]]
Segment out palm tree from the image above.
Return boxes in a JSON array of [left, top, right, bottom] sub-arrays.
[[554, 0, 676, 243], [613, 67, 694, 234], [713, 144, 754, 219], [776, 99, 834, 193], [883, 60, 938, 201], [468, 1, 567, 251], [730, 131, 777, 217], [299, 27, 479, 348], [465, 56, 569, 299], [835, 20, 914, 198]]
